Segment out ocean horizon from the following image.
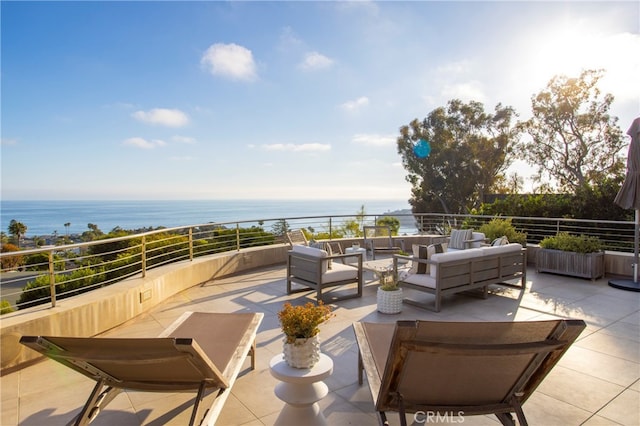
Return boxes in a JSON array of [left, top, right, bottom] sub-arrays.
[[1, 199, 412, 237]]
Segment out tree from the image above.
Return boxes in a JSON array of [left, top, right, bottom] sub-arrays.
[[518, 69, 625, 192], [271, 219, 290, 237], [64, 222, 71, 237], [7, 219, 27, 247], [81, 223, 104, 241], [397, 99, 520, 214], [376, 216, 400, 235], [1, 243, 23, 270]]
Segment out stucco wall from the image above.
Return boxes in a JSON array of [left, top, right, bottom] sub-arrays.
[[1, 245, 288, 374]]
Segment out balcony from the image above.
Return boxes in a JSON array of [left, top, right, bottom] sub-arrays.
[[2, 260, 639, 425]]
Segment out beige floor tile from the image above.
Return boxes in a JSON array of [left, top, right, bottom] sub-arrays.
[[577, 330, 640, 362], [597, 388, 640, 426], [5, 266, 640, 426], [537, 365, 626, 412], [560, 346, 640, 387], [582, 414, 625, 425]]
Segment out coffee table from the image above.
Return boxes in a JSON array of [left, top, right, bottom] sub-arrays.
[[362, 258, 407, 284]]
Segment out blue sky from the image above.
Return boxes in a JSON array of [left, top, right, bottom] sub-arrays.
[[2, 1, 638, 201]]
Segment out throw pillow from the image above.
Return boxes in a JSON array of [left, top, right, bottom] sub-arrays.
[[323, 242, 333, 269], [449, 229, 473, 250], [491, 236, 509, 246], [425, 243, 446, 273], [410, 243, 446, 275]]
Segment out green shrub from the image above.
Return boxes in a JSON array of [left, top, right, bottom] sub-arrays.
[[478, 217, 527, 245], [17, 267, 105, 309], [539, 232, 603, 253], [0, 300, 15, 315]]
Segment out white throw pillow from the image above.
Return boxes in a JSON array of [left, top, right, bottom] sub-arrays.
[[491, 236, 509, 246]]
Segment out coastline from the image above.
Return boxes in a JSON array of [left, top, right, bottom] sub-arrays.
[[2, 199, 413, 241]]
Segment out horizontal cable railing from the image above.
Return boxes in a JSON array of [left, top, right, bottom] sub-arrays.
[[1, 213, 635, 312]]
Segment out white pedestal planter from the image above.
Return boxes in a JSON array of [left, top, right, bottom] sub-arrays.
[[377, 287, 403, 314], [282, 335, 321, 369]]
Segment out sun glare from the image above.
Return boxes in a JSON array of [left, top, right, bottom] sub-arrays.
[[524, 24, 639, 102]]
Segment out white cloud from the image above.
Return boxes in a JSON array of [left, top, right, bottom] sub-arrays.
[[440, 81, 486, 103], [260, 143, 331, 152], [352, 134, 396, 147], [201, 43, 257, 81], [169, 156, 194, 161], [340, 96, 370, 111], [279, 26, 303, 51], [172, 135, 196, 144], [132, 108, 189, 127], [1, 138, 18, 146], [123, 137, 166, 149], [299, 51, 334, 70]]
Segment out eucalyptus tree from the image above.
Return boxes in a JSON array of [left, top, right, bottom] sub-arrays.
[[518, 69, 625, 192], [397, 99, 520, 215]]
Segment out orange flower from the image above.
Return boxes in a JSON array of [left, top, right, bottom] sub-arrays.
[[278, 301, 333, 344]]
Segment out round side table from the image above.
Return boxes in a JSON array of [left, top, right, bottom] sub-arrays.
[[269, 353, 334, 426]]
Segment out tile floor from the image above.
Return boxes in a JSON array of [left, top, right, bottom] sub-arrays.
[[1, 265, 639, 425]]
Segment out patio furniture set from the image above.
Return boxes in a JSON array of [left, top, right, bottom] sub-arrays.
[[285, 227, 527, 311], [16, 228, 584, 425]]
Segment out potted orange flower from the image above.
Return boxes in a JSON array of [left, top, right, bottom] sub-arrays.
[[278, 301, 333, 368]]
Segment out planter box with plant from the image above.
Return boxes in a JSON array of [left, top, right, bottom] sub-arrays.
[[537, 232, 604, 280]]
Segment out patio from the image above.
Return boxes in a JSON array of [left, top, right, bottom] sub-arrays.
[[2, 264, 639, 425]]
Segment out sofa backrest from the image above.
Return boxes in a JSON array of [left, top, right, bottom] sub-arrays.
[[481, 243, 523, 256]]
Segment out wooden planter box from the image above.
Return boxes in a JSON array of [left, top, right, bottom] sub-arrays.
[[537, 249, 604, 280]]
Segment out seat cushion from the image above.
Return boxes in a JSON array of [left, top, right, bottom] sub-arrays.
[[400, 271, 436, 289], [322, 262, 358, 283]]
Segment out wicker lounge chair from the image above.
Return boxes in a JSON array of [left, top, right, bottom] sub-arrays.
[[353, 319, 586, 426], [20, 311, 264, 426]]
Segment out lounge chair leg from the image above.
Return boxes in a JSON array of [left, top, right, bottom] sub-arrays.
[[510, 396, 528, 426], [397, 394, 407, 426], [249, 338, 257, 370], [378, 411, 390, 426], [189, 381, 209, 426], [72, 379, 122, 426], [495, 412, 516, 426]]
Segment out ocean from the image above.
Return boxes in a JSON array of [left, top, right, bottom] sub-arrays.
[[0, 199, 412, 237]]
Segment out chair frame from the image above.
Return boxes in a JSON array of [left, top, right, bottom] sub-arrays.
[[363, 225, 404, 260], [353, 319, 586, 426], [286, 229, 308, 247], [20, 311, 264, 426], [287, 250, 363, 302]]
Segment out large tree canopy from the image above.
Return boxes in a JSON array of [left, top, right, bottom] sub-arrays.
[[397, 99, 519, 215], [518, 69, 625, 192]]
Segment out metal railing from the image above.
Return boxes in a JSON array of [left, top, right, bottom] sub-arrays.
[[1, 213, 635, 312]]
